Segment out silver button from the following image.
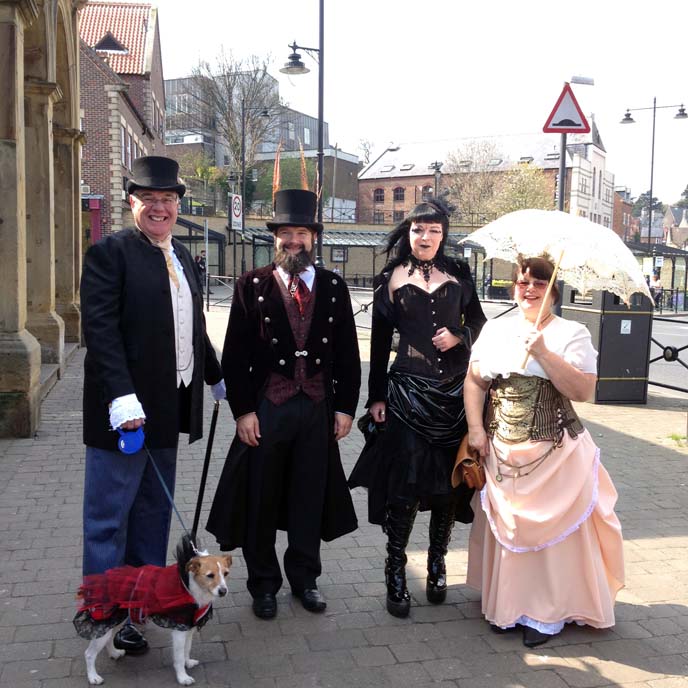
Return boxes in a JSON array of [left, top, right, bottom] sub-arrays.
[[331, 297, 336, 303], [439, 369, 443, 373], [432, 310, 436, 315], [271, 338, 278, 344], [258, 296, 264, 302], [315, 358, 321, 364], [433, 322, 437, 327], [328, 317, 334, 323], [437, 357, 442, 362], [253, 277, 259, 284], [279, 359, 285, 365], [322, 337, 328, 343], [264, 317, 271, 323], [332, 279, 337, 284]]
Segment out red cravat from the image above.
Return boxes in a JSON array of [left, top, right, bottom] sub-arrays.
[[288, 275, 310, 315]]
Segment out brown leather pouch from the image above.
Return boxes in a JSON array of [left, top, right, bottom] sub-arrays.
[[451, 434, 486, 491]]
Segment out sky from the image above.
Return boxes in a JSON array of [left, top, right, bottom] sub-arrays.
[[158, 0, 688, 204]]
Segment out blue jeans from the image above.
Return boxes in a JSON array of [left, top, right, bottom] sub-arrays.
[[82, 445, 177, 576]]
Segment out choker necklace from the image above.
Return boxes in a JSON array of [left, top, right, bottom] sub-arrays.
[[407, 255, 436, 285]]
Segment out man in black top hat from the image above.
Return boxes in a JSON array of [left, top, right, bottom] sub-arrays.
[[207, 189, 361, 619], [80, 156, 225, 653]]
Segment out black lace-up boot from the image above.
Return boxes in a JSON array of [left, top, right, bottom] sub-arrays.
[[426, 505, 454, 604], [383, 503, 419, 618]]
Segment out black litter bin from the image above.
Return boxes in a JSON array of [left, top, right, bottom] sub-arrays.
[[561, 286, 654, 404]]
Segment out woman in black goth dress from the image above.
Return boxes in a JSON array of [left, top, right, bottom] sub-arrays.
[[349, 199, 486, 617]]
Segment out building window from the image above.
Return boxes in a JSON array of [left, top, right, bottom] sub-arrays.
[[373, 211, 385, 224], [393, 210, 405, 223], [126, 132, 132, 169], [287, 122, 295, 140], [421, 185, 433, 201], [373, 188, 384, 203], [304, 127, 311, 145], [121, 126, 126, 165], [580, 177, 588, 195], [393, 187, 405, 202]]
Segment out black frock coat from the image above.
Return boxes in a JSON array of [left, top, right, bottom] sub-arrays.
[[206, 264, 361, 550], [80, 228, 222, 451]]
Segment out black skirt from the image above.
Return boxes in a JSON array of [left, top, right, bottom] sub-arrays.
[[348, 371, 474, 525]]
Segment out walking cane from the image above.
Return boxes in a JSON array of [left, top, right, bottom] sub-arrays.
[[192, 400, 220, 538]]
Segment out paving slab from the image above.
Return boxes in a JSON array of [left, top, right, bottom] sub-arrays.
[[0, 307, 687, 687]]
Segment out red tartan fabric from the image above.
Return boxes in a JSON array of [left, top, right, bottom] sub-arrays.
[[77, 564, 208, 626]]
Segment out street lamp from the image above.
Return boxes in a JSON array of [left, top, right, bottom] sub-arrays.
[[620, 99, 687, 244], [429, 161, 443, 196], [240, 98, 271, 274], [280, 0, 325, 267]]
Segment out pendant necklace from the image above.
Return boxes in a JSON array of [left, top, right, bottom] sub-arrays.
[[407, 255, 436, 286]]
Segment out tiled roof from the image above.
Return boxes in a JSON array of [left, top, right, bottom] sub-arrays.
[[79, 2, 154, 75]]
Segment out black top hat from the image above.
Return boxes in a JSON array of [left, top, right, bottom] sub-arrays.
[[126, 156, 186, 197], [266, 189, 323, 234]]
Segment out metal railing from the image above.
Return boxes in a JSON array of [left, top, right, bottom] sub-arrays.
[[652, 288, 688, 313]]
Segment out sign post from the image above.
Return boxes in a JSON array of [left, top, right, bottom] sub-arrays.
[[543, 83, 591, 213]]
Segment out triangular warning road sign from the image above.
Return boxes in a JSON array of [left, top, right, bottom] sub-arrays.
[[543, 83, 590, 134]]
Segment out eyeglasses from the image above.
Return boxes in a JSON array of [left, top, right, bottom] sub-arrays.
[[134, 193, 179, 206], [515, 279, 549, 290]]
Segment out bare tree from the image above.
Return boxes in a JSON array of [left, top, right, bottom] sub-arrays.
[[488, 164, 555, 217], [189, 51, 281, 175], [358, 139, 372, 165], [444, 139, 504, 227]]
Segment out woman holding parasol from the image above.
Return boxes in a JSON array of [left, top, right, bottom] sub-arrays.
[[463, 253, 625, 647]]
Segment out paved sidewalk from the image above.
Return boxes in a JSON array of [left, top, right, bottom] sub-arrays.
[[1, 315, 687, 687]]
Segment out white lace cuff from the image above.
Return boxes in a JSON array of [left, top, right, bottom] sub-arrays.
[[109, 394, 146, 430]]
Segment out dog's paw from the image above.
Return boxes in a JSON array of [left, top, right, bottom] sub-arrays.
[[185, 658, 199, 669], [109, 647, 126, 660], [176, 674, 195, 686], [87, 673, 104, 685]]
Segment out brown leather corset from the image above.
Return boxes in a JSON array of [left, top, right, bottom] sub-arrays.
[[486, 374, 584, 444]]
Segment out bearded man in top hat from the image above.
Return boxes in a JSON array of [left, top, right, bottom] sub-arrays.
[[80, 156, 225, 653], [207, 189, 361, 620]]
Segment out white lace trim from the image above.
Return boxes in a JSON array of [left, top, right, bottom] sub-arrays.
[[109, 394, 146, 430], [480, 447, 601, 554]]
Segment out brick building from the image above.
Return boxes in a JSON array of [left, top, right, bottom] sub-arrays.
[[358, 127, 613, 228], [613, 187, 637, 240], [80, 1, 166, 239]]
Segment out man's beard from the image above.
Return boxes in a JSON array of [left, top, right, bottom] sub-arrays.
[[274, 245, 313, 275]]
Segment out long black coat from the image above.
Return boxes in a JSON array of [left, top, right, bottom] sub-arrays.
[[80, 228, 222, 450], [206, 264, 361, 550]]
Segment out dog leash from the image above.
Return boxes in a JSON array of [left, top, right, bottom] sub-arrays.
[[117, 426, 201, 553]]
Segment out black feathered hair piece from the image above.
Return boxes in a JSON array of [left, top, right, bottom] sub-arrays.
[[176, 532, 207, 588], [381, 196, 460, 274]]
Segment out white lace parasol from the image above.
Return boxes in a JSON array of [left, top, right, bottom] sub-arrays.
[[460, 209, 653, 305]]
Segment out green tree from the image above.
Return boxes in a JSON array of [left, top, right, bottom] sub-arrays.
[[488, 164, 555, 216], [674, 185, 688, 209], [631, 190, 664, 217]]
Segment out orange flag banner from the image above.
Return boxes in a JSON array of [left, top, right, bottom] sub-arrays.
[[272, 141, 283, 207]]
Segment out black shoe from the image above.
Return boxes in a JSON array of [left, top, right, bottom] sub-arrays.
[[252, 593, 277, 619], [294, 588, 327, 613], [490, 623, 511, 634], [523, 627, 551, 647], [113, 623, 148, 654]]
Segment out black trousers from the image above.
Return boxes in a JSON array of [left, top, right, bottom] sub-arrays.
[[243, 393, 330, 597]]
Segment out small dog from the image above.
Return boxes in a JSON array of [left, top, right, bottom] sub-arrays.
[[74, 534, 231, 685]]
